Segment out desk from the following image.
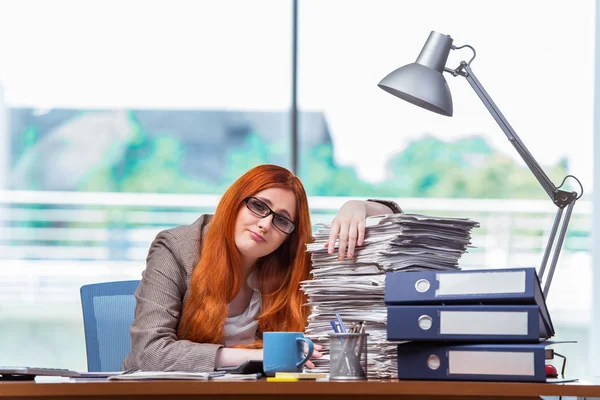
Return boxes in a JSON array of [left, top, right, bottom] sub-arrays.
[[1, 379, 600, 400]]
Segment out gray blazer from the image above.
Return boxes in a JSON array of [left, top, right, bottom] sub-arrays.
[[122, 214, 223, 372]]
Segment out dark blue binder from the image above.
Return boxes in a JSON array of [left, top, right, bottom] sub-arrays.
[[396, 342, 550, 382], [387, 304, 551, 341], [384, 268, 554, 336]]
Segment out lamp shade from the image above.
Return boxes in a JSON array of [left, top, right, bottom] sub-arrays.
[[378, 31, 454, 117]]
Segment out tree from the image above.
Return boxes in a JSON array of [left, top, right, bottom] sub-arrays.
[[383, 135, 569, 199]]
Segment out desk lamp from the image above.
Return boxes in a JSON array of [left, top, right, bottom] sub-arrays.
[[378, 31, 583, 297]]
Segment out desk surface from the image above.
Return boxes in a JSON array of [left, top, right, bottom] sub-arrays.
[[1, 378, 600, 400]]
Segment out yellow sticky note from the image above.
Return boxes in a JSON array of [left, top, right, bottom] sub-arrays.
[[275, 372, 328, 379], [266, 377, 299, 382]]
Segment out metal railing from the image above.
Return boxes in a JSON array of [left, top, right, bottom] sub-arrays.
[[0, 190, 592, 323]]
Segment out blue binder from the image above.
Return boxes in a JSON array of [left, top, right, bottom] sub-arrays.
[[387, 304, 551, 341], [397, 342, 552, 382], [384, 268, 554, 336]]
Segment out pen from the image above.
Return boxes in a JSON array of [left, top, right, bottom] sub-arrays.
[[334, 322, 359, 376], [357, 321, 366, 357], [354, 321, 367, 377], [335, 312, 347, 333], [330, 320, 340, 333], [330, 319, 345, 344]]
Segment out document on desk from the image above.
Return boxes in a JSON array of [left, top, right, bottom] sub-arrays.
[[108, 371, 212, 380], [306, 213, 478, 273], [108, 371, 261, 381]]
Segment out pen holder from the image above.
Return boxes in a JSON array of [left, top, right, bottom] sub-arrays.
[[328, 333, 369, 380]]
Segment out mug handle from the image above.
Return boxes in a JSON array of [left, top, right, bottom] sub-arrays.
[[296, 337, 314, 368]]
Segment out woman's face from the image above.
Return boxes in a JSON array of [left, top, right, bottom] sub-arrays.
[[234, 187, 297, 266]]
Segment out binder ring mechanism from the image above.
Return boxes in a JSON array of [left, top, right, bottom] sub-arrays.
[[415, 279, 430, 293], [427, 355, 441, 370], [418, 315, 433, 330]]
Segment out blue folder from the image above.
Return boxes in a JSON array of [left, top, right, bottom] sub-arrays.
[[397, 342, 552, 382], [387, 304, 551, 341], [384, 268, 554, 336]]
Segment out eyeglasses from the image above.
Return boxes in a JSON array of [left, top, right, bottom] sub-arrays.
[[244, 197, 295, 234]]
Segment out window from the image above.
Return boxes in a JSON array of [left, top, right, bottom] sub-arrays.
[[299, 0, 594, 377], [0, 0, 292, 369]]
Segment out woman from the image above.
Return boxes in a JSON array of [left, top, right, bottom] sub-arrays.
[[123, 164, 401, 372]]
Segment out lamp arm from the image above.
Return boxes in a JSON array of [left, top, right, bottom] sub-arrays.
[[449, 61, 579, 297], [459, 63, 562, 202]]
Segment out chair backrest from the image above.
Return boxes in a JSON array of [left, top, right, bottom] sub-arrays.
[[80, 280, 140, 372]]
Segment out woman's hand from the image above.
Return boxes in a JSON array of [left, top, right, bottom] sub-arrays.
[[305, 343, 323, 369], [326, 200, 395, 260], [326, 200, 367, 260]]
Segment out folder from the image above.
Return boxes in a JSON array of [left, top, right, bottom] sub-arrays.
[[387, 304, 551, 341], [396, 342, 561, 382], [384, 268, 554, 336]]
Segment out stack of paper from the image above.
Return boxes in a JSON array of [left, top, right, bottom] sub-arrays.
[[302, 213, 479, 378]]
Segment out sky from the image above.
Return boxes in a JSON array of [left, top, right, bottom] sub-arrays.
[[0, 0, 595, 192]]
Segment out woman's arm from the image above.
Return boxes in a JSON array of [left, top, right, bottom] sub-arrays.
[[365, 199, 403, 214], [124, 230, 225, 372], [326, 199, 402, 260], [216, 345, 323, 369], [215, 348, 263, 368]]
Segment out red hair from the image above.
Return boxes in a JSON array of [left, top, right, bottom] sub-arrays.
[[177, 164, 313, 347]]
